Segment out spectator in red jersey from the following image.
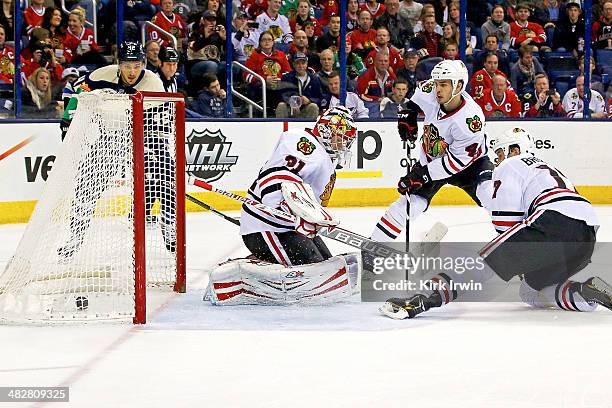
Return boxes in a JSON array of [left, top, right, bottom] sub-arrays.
[[592, 0, 612, 50], [244, 30, 291, 112], [288, 29, 320, 71], [470, 52, 511, 99], [365, 27, 404, 72], [348, 10, 377, 58], [64, 8, 105, 66], [290, 0, 321, 36], [21, 40, 63, 82], [318, 0, 338, 27], [477, 74, 521, 118], [524, 73, 565, 118], [357, 50, 395, 104], [22, 67, 61, 118], [242, 0, 268, 20], [0, 24, 18, 84], [148, 0, 187, 48], [361, 0, 385, 19], [510, 3, 547, 50], [42, 8, 70, 66], [346, 0, 360, 31], [374, 0, 413, 50], [608, 95, 612, 118], [411, 14, 443, 58], [24, 0, 45, 36], [315, 13, 340, 52]]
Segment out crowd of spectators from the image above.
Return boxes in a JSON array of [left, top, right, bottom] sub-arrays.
[[1, 0, 612, 119]]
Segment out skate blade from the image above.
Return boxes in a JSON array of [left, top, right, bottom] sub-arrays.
[[379, 302, 409, 320], [590, 277, 612, 297]]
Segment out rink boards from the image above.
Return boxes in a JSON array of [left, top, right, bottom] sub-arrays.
[[0, 120, 611, 223]]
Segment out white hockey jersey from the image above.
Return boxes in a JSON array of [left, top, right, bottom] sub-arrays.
[[411, 79, 488, 181], [240, 129, 336, 235], [561, 88, 606, 118], [490, 153, 599, 234], [255, 12, 293, 43]]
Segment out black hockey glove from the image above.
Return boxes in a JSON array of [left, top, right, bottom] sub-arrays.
[[60, 118, 71, 141], [397, 101, 419, 143], [398, 163, 431, 194]]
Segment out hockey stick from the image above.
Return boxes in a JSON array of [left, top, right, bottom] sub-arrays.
[[185, 193, 240, 226], [187, 175, 407, 259]]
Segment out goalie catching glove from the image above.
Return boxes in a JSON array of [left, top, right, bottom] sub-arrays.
[[281, 181, 339, 238]]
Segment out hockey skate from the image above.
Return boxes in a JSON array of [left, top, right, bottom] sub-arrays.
[[379, 292, 442, 319], [576, 277, 612, 311]]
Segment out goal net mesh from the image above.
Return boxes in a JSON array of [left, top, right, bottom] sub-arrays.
[[0, 90, 181, 323]]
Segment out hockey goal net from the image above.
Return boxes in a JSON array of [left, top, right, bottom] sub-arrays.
[[0, 90, 186, 324]]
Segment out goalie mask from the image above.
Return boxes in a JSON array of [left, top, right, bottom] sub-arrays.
[[314, 106, 357, 167], [491, 127, 535, 164]]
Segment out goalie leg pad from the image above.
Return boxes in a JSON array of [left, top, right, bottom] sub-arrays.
[[206, 254, 361, 306]]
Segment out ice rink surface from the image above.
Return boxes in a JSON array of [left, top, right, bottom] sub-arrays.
[[1, 205, 611, 408]]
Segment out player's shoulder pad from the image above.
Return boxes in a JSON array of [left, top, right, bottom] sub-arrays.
[[418, 79, 435, 94], [136, 69, 165, 92], [462, 101, 485, 134]]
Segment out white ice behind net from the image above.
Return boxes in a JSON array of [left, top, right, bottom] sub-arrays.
[[0, 90, 178, 323]]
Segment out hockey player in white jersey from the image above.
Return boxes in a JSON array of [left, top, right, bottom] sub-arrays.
[[371, 60, 494, 241], [58, 41, 176, 257], [205, 107, 363, 305], [380, 127, 612, 319]]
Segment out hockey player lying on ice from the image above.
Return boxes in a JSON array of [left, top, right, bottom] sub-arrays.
[[380, 127, 612, 319], [205, 107, 363, 305]]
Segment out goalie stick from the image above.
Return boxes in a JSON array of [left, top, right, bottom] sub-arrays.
[[186, 193, 240, 226], [187, 176, 408, 259]]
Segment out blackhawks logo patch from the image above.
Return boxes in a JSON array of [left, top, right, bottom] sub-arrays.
[[466, 115, 483, 133], [297, 137, 316, 155], [420, 80, 434, 93], [422, 124, 448, 158], [476, 73, 483, 82]]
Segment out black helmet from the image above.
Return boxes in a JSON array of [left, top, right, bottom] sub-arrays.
[[118, 41, 145, 62], [159, 46, 180, 63]]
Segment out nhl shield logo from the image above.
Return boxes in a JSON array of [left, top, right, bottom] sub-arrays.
[[186, 129, 238, 182]]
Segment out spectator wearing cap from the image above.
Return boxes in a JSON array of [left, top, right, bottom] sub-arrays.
[[470, 52, 511, 99], [276, 52, 323, 118], [410, 13, 443, 58], [361, 0, 385, 19], [373, 0, 413, 50], [509, 3, 547, 50], [379, 78, 409, 118], [289, 0, 322, 37], [510, 45, 545, 100], [288, 29, 320, 71], [321, 71, 370, 118], [592, 0, 612, 50], [57, 66, 80, 107], [187, 10, 226, 83], [365, 27, 404, 72], [473, 34, 510, 76], [357, 51, 396, 116], [553, 1, 585, 55], [231, 11, 260, 64], [399, 0, 423, 28], [315, 14, 341, 53], [348, 10, 378, 59], [191, 73, 227, 118], [148, 0, 187, 48], [395, 47, 418, 97], [480, 5, 511, 51], [255, 0, 293, 45], [157, 47, 180, 92], [145, 40, 161, 72]]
